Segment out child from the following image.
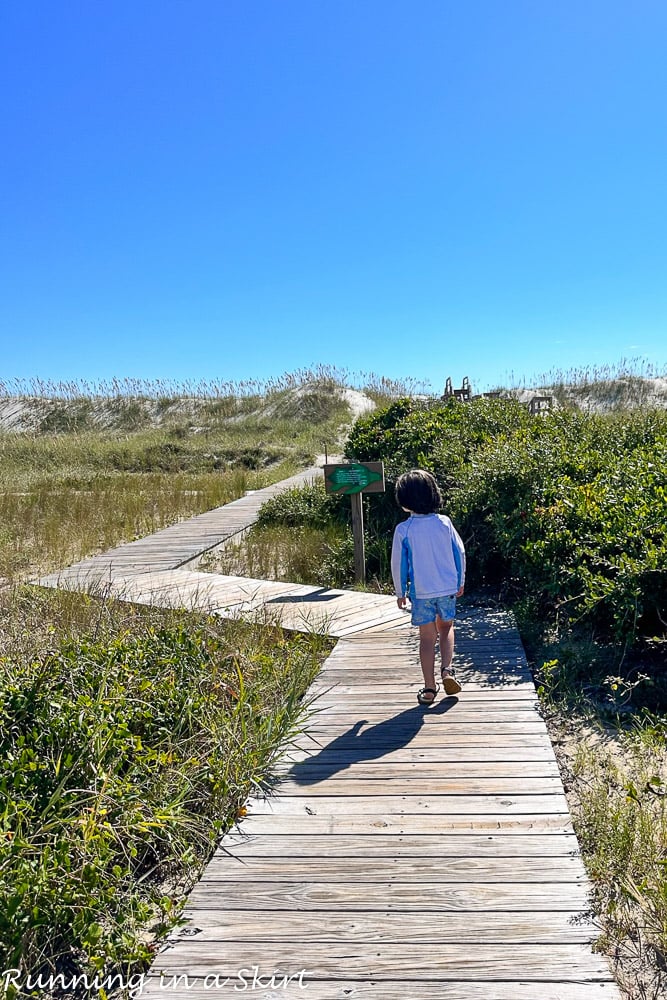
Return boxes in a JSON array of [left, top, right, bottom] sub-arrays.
[[391, 469, 466, 705]]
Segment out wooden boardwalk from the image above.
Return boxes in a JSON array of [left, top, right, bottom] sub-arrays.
[[36, 467, 621, 999], [38, 465, 324, 588]]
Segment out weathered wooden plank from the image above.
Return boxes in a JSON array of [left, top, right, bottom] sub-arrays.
[[273, 761, 562, 778], [300, 594, 396, 621], [305, 711, 548, 726], [316, 677, 534, 690], [186, 880, 590, 912], [336, 632, 523, 656], [310, 685, 539, 699], [298, 725, 550, 740], [151, 942, 613, 981], [218, 833, 581, 857], [326, 653, 532, 687], [304, 710, 546, 724], [323, 657, 523, 669], [335, 613, 415, 636], [322, 679, 537, 692], [234, 814, 576, 835], [302, 722, 549, 736], [305, 710, 545, 725], [172, 908, 596, 942], [139, 979, 620, 1000], [311, 679, 535, 695], [319, 669, 534, 685], [317, 657, 522, 670], [202, 856, 587, 882], [282, 744, 559, 763], [327, 639, 527, 653], [350, 620, 422, 636], [321, 665, 525, 677], [321, 654, 530, 666], [311, 684, 538, 698], [290, 734, 557, 751], [245, 793, 570, 816], [264, 777, 565, 795]]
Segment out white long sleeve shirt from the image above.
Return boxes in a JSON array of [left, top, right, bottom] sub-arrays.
[[391, 513, 466, 600]]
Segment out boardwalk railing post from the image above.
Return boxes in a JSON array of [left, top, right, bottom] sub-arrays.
[[350, 492, 365, 585]]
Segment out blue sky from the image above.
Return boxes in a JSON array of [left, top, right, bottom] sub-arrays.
[[2, 1, 667, 393]]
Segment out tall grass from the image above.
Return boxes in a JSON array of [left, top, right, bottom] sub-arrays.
[[495, 358, 667, 412], [0, 454, 301, 584], [0, 367, 347, 400], [202, 523, 353, 587], [565, 718, 667, 999], [0, 375, 368, 583], [0, 375, 354, 992], [201, 479, 394, 593], [0, 587, 330, 993], [0, 366, 430, 402]]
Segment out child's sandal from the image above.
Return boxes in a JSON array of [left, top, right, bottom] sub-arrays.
[[417, 685, 438, 705], [441, 669, 462, 696]]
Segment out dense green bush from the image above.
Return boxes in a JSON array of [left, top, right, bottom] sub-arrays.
[[344, 398, 667, 647], [345, 395, 532, 487]]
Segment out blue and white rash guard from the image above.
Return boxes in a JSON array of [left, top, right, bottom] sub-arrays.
[[391, 513, 466, 600]]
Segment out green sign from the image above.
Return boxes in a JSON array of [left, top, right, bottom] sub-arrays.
[[324, 462, 385, 495]]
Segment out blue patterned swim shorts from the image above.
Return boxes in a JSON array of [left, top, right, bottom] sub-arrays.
[[410, 595, 457, 626]]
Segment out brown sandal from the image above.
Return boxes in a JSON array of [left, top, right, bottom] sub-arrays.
[[441, 670, 461, 695]]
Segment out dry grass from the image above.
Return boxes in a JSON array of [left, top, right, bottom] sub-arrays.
[[201, 522, 352, 587], [545, 711, 667, 1000], [0, 373, 368, 584]]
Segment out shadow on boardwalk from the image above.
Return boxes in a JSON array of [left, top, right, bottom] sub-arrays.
[[278, 698, 460, 785]]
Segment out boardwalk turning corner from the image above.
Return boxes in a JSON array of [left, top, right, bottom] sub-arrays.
[[35, 466, 621, 999]]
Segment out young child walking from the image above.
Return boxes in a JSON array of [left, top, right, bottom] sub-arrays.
[[391, 469, 466, 705]]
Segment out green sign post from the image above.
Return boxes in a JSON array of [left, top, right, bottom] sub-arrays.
[[324, 462, 385, 583]]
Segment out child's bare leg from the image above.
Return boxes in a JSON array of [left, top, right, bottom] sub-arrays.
[[418, 622, 438, 691], [437, 616, 461, 693], [437, 617, 455, 674]]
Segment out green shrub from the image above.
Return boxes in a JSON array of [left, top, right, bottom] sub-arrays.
[[345, 395, 531, 488], [257, 480, 349, 529], [344, 397, 667, 647], [0, 617, 324, 989]]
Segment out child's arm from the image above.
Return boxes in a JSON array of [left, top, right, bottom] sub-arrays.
[[391, 527, 409, 607], [451, 525, 466, 596]]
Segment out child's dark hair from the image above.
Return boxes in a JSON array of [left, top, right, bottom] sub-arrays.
[[395, 469, 442, 514]]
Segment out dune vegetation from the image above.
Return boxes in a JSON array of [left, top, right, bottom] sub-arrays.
[[223, 373, 667, 997], [0, 363, 666, 997], [0, 369, 356, 995]]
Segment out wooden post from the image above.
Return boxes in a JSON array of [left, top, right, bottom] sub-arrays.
[[350, 492, 365, 585]]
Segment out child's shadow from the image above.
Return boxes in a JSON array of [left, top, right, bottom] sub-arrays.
[[279, 697, 459, 786]]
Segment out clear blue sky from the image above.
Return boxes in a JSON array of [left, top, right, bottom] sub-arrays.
[[2, 1, 667, 393]]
